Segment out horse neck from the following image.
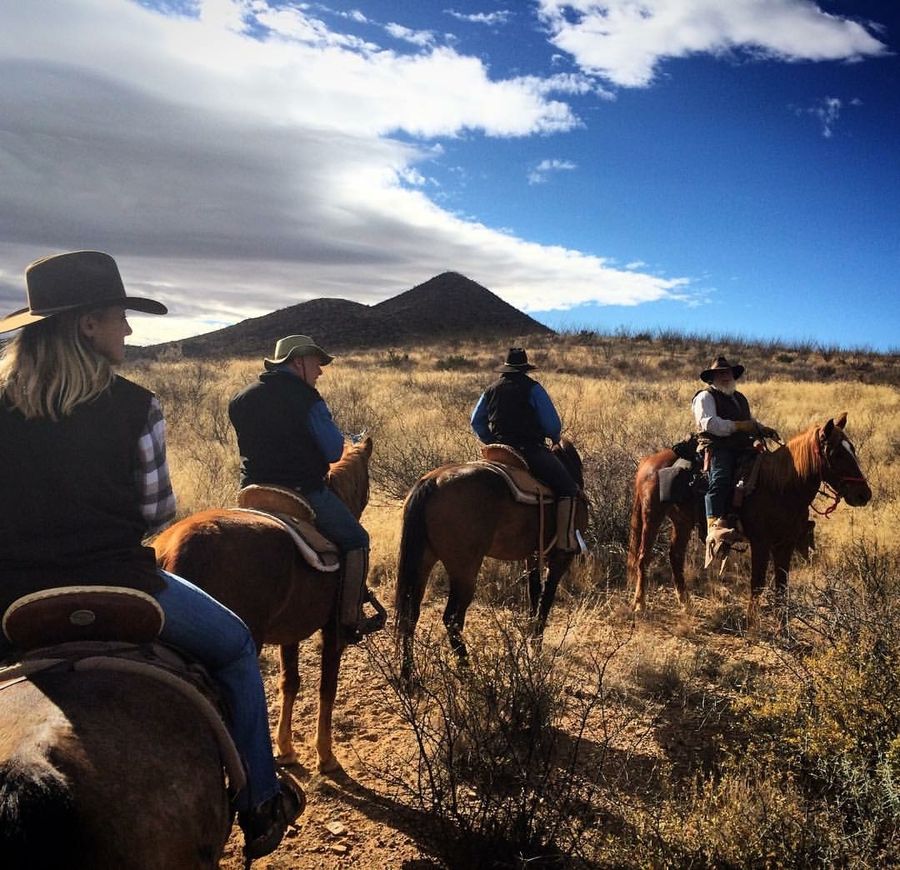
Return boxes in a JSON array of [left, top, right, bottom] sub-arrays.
[[327, 448, 369, 518], [763, 427, 822, 505]]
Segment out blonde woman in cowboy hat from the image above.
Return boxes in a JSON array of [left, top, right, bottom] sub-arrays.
[[692, 356, 779, 546], [228, 334, 384, 643], [0, 251, 302, 860], [470, 347, 579, 552]]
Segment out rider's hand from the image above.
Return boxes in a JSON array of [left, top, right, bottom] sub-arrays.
[[733, 420, 756, 434], [758, 425, 781, 441]]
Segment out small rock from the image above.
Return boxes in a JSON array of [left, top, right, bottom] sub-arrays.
[[331, 844, 349, 854], [325, 821, 346, 836]]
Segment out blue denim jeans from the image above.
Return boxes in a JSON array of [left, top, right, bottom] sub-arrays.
[[705, 445, 738, 519], [304, 487, 369, 552], [154, 571, 278, 812]]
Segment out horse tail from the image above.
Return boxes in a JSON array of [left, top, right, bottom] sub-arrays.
[[626, 472, 645, 586], [0, 758, 81, 867], [395, 475, 438, 635]]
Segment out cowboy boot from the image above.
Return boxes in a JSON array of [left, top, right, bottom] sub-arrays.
[[339, 548, 385, 643], [555, 496, 579, 553]]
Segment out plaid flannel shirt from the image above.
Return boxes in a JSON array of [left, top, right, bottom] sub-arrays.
[[135, 396, 176, 533]]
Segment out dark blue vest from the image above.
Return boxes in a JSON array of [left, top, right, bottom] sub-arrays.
[[484, 373, 545, 448], [229, 370, 330, 494]]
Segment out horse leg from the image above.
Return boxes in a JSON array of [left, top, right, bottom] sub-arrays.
[[533, 551, 573, 636], [633, 509, 664, 612], [443, 571, 478, 666], [275, 642, 300, 765], [747, 543, 771, 630], [399, 551, 437, 686], [315, 625, 344, 773], [772, 543, 793, 635], [669, 511, 693, 610]]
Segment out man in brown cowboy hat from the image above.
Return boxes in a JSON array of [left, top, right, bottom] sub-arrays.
[[228, 335, 383, 643], [471, 347, 579, 552], [692, 356, 779, 550]]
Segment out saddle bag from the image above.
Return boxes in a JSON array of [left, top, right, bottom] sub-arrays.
[[658, 461, 694, 504]]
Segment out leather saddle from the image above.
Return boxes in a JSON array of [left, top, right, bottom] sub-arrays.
[[236, 485, 340, 572], [0, 585, 246, 797], [478, 444, 556, 505]]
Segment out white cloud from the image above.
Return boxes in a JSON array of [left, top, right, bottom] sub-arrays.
[[795, 95, 862, 138], [385, 22, 436, 48], [0, 0, 690, 344], [445, 9, 513, 26], [537, 0, 887, 87], [528, 158, 578, 184]]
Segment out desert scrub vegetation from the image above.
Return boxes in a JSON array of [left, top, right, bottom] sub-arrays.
[[126, 336, 899, 867]]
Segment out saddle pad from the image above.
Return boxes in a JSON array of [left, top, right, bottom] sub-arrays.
[[658, 465, 693, 504], [481, 443, 528, 469], [238, 484, 316, 523], [2, 586, 165, 650], [234, 509, 341, 572], [473, 461, 555, 505]]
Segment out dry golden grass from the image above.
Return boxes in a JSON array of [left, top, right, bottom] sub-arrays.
[[127, 336, 900, 867]]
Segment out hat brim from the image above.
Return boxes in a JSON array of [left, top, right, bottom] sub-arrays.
[[264, 348, 334, 371], [0, 296, 167, 335], [496, 363, 536, 373], [701, 364, 744, 383]]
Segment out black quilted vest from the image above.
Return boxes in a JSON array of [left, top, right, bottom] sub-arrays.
[[483, 373, 545, 448], [694, 386, 753, 450], [229, 370, 330, 494], [0, 376, 160, 611]]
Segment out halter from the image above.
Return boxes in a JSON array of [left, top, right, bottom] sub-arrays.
[[810, 428, 868, 518]]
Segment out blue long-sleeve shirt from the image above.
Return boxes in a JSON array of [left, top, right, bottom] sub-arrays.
[[307, 399, 345, 462], [471, 381, 562, 444]]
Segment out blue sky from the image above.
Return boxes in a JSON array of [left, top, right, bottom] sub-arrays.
[[0, 1, 897, 349]]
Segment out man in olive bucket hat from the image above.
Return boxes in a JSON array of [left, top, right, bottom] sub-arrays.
[[692, 356, 780, 560], [471, 348, 580, 552], [228, 335, 384, 643]]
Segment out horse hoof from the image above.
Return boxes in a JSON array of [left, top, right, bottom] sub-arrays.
[[276, 750, 299, 766], [317, 755, 341, 775]]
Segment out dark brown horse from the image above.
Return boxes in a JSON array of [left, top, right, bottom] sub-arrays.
[[629, 413, 871, 623], [395, 439, 588, 682], [154, 437, 372, 772], [0, 666, 230, 869]]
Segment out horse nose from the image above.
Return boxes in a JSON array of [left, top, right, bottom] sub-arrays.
[[847, 485, 872, 507]]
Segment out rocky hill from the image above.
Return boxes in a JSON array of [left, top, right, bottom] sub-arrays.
[[137, 272, 551, 358]]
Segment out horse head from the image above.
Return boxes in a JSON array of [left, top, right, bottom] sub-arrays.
[[817, 412, 872, 507], [552, 437, 585, 490]]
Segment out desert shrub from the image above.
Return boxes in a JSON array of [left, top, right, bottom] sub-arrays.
[[776, 353, 795, 364], [817, 364, 836, 379], [381, 349, 412, 368], [435, 353, 476, 371], [367, 609, 635, 868]]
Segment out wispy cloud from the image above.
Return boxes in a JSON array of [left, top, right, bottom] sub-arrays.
[[385, 22, 436, 48], [445, 9, 513, 26], [795, 95, 863, 138], [537, 0, 887, 87], [528, 158, 577, 184]]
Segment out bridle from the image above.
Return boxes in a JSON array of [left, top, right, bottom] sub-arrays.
[[810, 428, 868, 518]]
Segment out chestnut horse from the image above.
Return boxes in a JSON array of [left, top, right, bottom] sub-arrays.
[[0, 666, 230, 869], [629, 413, 871, 623], [154, 437, 371, 772], [395, 439, 588, 682]]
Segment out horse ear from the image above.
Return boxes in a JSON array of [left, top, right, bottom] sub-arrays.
[[835, 411, 848, 430], [822, 418, 835, 439]]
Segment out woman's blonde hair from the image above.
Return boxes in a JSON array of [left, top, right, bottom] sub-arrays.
[[0, 310, 115, 420]]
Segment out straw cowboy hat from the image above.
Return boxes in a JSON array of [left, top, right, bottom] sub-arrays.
[[264, 335, 334, 371], [700, 355, 745, 384], [0, 251, 167, 334], [496, 347, 536, 373]]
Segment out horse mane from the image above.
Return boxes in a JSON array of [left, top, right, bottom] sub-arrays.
[[757, 424, 820, 492], [326, 440, 370, 517]]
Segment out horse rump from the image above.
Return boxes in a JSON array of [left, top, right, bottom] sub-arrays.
[[0, 758, 82, 869]]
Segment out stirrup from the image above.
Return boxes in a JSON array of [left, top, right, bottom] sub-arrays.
[[241, 778, 305, 862], [341, 589, 387, 644]]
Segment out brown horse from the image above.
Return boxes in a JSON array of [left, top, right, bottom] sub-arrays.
[[0, 666, 230, 869], [629, 413, 872, 623], [154, 437, 372, 773], [395, 439, 588, 682]]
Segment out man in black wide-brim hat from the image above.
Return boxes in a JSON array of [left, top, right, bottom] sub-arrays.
[[471, 347, 579, 552], [692, 356, 780, 551]]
